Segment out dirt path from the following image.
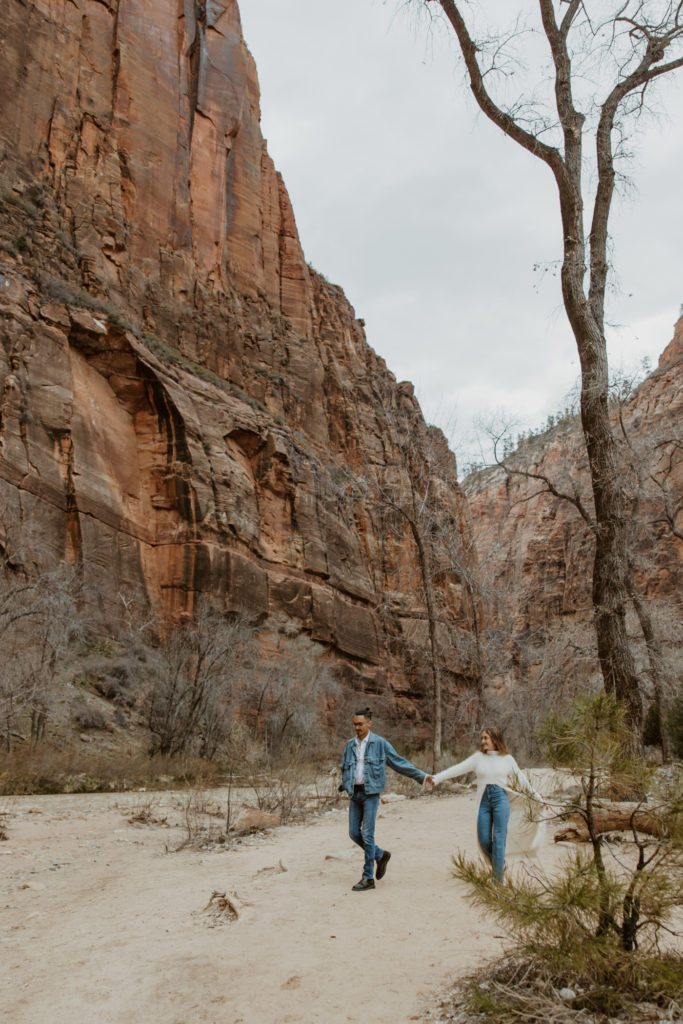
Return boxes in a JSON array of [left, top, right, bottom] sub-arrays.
[[1, 782, 561, 1024]]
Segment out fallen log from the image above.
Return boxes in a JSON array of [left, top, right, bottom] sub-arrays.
[[554, 802, 663, 843]]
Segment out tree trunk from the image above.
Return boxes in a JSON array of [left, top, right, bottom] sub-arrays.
[[554, 802, 662, 842], [581, 395, 643, 738], [463, 574, 485, 729], [627, 570, 673, 761], [566, 296, 643, 741], [411, 522, 442, 770]]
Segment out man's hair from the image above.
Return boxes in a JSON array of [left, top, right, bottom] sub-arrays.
[[354, 706, 372, 720]]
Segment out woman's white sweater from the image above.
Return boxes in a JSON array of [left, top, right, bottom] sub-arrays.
[[433, 750, 542, 799], [433, 750, 545, 857]]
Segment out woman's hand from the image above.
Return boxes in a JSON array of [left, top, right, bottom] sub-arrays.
[[424, 775, 435, 787]]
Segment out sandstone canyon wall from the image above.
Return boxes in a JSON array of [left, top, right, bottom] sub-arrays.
[[463, 322, 682, 739], [0, 0, 474, 735]]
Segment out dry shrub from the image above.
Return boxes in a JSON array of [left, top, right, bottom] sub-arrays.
[[172, 786, 228, 850], [146, 607, 255, 759], [72, 706, 110, 732], [431, 953, 683, 1024], [127, 795, 167, 826], [87, 657, 139, 708], [311, 768, 344, 812], [238, 639, 340, 761], [248, 764, 308, 824], [245, 755, 345, 825], [0, 561, 85, 750], [0, 745, 224, 795]]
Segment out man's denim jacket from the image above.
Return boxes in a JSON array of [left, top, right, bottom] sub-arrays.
[[340, 732, 426, 795]]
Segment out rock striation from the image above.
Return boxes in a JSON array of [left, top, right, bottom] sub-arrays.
[[0, 0, 472, 731]]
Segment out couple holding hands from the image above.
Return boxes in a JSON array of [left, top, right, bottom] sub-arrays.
[[340, 707, 549, 891]]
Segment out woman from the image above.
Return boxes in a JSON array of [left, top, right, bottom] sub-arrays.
[[430, 728, 547, 883]]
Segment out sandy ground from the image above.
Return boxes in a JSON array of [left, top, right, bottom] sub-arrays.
[[1, 779, 563, 1024]]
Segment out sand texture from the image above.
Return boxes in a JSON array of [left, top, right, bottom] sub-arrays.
[[1, 781, 562, 1024]]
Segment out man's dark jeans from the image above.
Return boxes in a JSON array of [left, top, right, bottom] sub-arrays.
[[349, 787, 384, 879]]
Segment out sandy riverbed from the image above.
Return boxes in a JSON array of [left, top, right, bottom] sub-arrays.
[[1, 777, 563, 1024]]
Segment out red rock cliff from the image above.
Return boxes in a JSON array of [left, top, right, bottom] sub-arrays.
[[0, 0, 472, 731]]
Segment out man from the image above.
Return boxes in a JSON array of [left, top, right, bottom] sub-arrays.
[[339, 707, 432, 891]]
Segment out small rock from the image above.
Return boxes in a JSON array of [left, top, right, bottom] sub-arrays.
[[232, 808, 281, 833], [69, 308, 107, 336], [256, 859, 288, 875], [558, 988, 576, 1002]]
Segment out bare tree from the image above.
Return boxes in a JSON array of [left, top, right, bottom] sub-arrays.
[[146, 604, 255, 758], [408, 0, 683, 737], [475, 360, 681, 756], [431, 503, 518, 734], [353, 382, 473, 766], [240, 637, 340, 759], [0, 562, 83, 750]]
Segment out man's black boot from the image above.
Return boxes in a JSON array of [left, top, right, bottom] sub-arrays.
[[352, 878, 375, 891], [376, 850, 391, 880]]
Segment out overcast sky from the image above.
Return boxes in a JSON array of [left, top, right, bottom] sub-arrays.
[[240, 0, 683, 471]]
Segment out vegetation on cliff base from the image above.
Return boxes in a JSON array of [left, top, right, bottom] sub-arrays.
[[0, 542, 345, 794]]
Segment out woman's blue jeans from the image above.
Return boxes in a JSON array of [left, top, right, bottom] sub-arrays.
[[477, 784, 510, 883], [349, 789, 385, 879]]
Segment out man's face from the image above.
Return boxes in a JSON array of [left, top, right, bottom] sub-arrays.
[[353, 716, 371, 740]]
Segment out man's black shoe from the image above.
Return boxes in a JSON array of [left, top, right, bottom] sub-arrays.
[[352, 878, 375, 891], [376, 850, 391, 880]]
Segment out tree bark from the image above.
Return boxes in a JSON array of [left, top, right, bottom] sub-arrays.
[[627, 574, 673, 761], [551, 210, 643, 738], [411, 521, 443, 769], [577, 332, 643, 737], [554, 802, 663, 842]]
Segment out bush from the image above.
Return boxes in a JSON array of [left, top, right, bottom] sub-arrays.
[[145, 607, 255, 759], [72, 706, 110, 731], [0, 746, 225, 795]]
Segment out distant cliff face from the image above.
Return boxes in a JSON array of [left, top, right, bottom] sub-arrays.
[[463, 323, 682, 710], [0, 0, 472, 731]]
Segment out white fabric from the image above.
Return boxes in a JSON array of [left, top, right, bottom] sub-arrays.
[[433, 751, 546, 858], [354, 733, 369, 785]]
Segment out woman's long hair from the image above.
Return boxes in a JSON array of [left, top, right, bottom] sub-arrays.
[[482, 727, 509, 754]]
